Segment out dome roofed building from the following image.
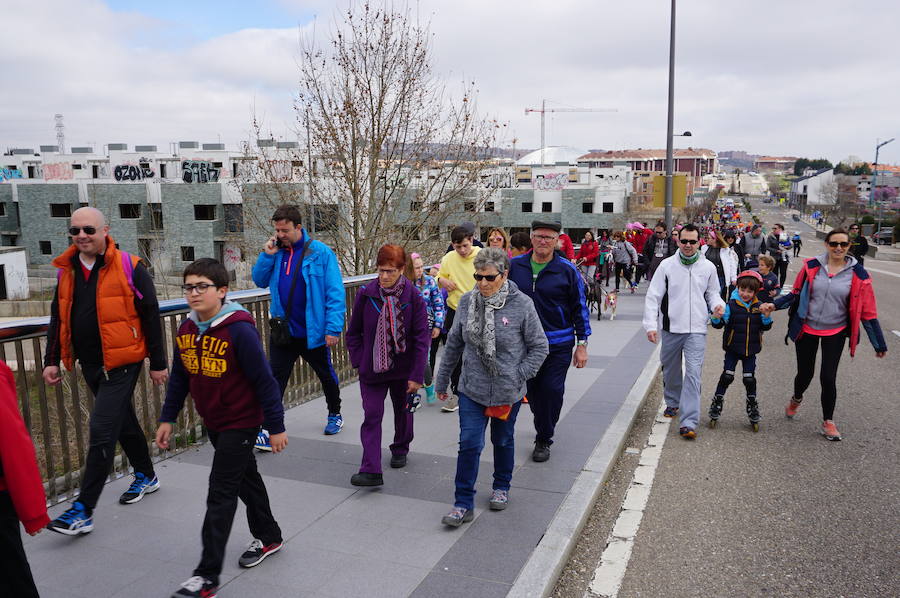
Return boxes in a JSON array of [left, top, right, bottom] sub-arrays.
[[516, 146, 587, 167]]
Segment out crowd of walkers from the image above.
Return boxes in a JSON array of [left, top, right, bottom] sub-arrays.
[[0, 202, 888, 598]]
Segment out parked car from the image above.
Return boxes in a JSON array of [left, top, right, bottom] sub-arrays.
[[873, 229, 894, 245]]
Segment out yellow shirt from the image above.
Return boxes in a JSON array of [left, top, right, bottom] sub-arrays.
[[439, 246, 481, 310]]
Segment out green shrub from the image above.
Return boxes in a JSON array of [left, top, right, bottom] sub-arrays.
[[860, 214, 875, 224]]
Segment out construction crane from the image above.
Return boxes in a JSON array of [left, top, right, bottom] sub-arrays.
[[525, 100, 617, 165]]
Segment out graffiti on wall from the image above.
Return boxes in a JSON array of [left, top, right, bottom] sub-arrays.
[[114, 159, 155, 181], [182, 160, 219, 183], [223, 244, 242, 271], [43, 162, 74, 180], [532, 173, 568, 191], [0, 168, 23, 182], [482, 172, 514, 189]]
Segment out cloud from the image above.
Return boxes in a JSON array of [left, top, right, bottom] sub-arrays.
[[1, 0, 898, 165]]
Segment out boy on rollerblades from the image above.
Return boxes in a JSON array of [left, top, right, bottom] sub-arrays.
[[709, 271, 773, 431]]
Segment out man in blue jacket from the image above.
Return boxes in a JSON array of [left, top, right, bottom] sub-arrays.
[[252, 205, 346, 440], [509, 220, 591, 462]]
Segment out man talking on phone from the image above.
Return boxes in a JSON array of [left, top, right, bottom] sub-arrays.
[[252, 205, 346, 444]]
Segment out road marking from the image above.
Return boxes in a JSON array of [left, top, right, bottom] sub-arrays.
[[892, 330, 900, 339], [585, 401, 672, 598], [866, 266, 900, 279]]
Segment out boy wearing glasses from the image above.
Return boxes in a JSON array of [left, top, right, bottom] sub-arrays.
[[157, 258, 287, 598], [44, 207, 168, 536], [643, 224, 725, 439]]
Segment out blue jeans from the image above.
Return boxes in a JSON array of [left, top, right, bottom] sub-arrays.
[[454, 392, 522, 511]]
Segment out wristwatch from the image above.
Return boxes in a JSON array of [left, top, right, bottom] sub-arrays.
[[576, 339, 588, 347]]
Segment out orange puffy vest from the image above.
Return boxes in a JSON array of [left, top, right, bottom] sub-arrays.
[[52, 235, 148, 371]]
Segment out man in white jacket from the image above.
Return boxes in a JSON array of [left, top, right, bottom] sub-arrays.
[[643, 224, 725, 438]]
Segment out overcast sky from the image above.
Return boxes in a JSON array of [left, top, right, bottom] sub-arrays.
[[2, 0, 898, 165]]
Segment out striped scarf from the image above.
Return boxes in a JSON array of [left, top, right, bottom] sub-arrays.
[[373, 277, 407, 373]]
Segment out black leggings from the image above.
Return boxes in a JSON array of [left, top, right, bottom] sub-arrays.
[[614, 263, 633, 290], [793, 332, 846, 420]]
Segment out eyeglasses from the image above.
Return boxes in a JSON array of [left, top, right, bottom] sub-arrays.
[[679, 239, 699, 245], [473, 273, 501, 281], [182, 283, 215, 294], [532, 234, 558, 243], [849, 227, 859, 230], [377, 268, 399, 275], [827, 241, 850, 248], [68, 226, 97, 236]]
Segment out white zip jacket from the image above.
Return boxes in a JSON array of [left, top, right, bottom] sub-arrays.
[[643, 253, 726, 334]]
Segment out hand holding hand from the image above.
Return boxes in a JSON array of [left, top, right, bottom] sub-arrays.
[[712, 305, 725, 319], [760, 303, 775, 316], [269, 432, 288, 453]]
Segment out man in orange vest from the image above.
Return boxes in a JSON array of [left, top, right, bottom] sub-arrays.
[[42, 207, 168, 536]]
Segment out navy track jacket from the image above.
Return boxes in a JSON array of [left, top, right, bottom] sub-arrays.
[[509, 254, 592, 346]]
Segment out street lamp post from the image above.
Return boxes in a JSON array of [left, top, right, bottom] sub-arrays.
[[869, 138, 894, 234], [663, 0, 677, 231]]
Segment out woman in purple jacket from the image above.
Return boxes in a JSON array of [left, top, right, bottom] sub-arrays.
[[346, 245, 430, 487]]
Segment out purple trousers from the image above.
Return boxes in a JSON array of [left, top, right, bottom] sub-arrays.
[[359, 380, 415, 474]]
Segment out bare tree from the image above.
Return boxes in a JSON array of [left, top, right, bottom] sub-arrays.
[[292, 2, 503, 274]]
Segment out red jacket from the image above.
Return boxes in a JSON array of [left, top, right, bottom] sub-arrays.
[[774, 257, 887, 357], [558, 234, 575, 260], [576, 240, 599, 266], [0, 361, 50, 534]]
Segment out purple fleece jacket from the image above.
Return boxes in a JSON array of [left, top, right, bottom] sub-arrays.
[[346, 277, 430, 385]]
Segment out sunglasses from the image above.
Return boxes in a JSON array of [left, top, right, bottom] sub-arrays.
[[182, 283, 216, 294], [68, 226, 97, 236], [473, 273, 501, 281], [827, 241, 850, 248], [679, 239, 699, 245]]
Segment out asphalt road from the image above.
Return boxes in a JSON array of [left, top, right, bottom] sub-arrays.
[[555, 199, 899, 598]]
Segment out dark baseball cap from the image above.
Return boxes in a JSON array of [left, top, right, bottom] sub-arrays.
[[531, 220, 562, 233]]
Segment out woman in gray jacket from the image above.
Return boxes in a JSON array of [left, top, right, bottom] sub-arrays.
[[435, 248, 549, 527]]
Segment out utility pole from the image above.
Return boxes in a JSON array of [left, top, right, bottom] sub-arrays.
[[525, 100, 616, 165], [54, 114, 65, 153], [663, 0, 677, 231], [869, 138, 894, 234]]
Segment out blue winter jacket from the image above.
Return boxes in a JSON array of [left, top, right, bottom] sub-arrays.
[[508, 253, 592, 345], [251, 229, 346, 349]]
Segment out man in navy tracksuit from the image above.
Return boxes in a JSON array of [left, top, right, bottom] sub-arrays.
[[509, 220, 592, 462]]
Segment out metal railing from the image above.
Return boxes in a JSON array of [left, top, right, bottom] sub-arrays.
[[0, 274, 375, 505]]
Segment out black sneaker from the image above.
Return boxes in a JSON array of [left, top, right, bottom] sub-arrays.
[[238, 538, 283, 568], [350, 472, 384, 486], [532, 442, 550, 462], [390, 454, 407, 468], [171, 576, 217, 598]]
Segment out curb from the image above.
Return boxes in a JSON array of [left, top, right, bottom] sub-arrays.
[[507, 343, 662, 598]]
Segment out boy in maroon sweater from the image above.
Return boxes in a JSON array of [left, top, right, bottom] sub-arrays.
[[0, 360, 50, 598], [157, 259, 287, 598]]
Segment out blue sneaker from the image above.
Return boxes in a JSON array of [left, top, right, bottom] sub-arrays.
[[424, 385, 436, 404], [119, 471, 161, 504], [47, 501, 93, 535], [324, 413, 343, 435], [255, 429, 272, 452]]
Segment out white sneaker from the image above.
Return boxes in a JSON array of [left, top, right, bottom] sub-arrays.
[[441, 394, 459, 412]]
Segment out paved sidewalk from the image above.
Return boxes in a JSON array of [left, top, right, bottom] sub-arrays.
[[25, 292, 657, 598]]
